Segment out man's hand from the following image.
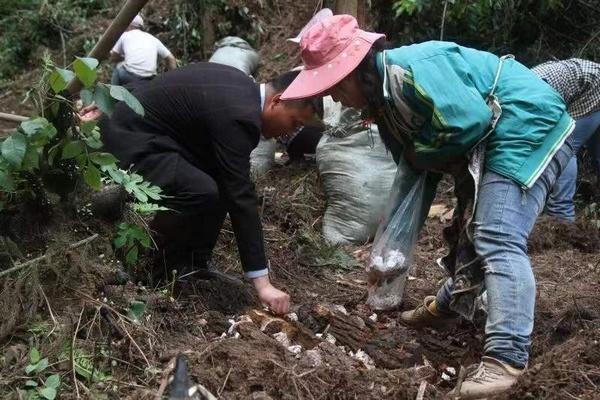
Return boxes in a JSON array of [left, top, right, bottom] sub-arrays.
[[78, 104, 102, 122], [252, 275, 290, 315]]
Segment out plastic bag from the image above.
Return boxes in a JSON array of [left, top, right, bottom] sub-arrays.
[[366, 167, 428, 310], [208, 36, 259, 76]]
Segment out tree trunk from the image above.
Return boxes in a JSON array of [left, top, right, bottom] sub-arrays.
[[334, 0, 358, 17], [334, 0, 368, 26], [201, 9, 216, 60]]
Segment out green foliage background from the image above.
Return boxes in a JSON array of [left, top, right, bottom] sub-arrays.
[[0, 0, 268, 81], [0, 0, 115, 80], [373, 0, 600, 66]]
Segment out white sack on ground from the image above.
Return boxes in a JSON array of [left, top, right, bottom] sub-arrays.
[[250, 138, 277, 178], [208, 36, 259, 76], [317, 97, 397, 244]]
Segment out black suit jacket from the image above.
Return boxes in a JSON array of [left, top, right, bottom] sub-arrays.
[[101, 62, 267, 272]]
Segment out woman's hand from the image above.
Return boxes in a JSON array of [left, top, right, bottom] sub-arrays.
[[252, 275, 291, 315]]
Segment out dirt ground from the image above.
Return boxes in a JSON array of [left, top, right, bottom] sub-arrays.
[[1, 1, 600, 399], [1, 163, 599, 399]]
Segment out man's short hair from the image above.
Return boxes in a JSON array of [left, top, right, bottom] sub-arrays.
[[268, 71, 321, 115]]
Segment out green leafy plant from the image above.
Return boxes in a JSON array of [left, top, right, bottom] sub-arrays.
[[378, 0, 595, 65], [104, 167, 166, 266], [0, 55, 149, 209], [21, 348, 61, 400], [25, 348, 49, 375], [114, 222, 152, 266], [59, 346, 109, 383], [1, 55, 166, 273], [126, 300, 147, 324]]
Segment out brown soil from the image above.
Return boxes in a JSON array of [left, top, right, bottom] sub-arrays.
[[528, 215, 600, 254], [2, 163, 598, 399], [1, 1, 600, 399]]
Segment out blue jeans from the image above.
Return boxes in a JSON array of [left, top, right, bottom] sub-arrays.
[[545, 111, 600, 221], [435, 138, 575, 369], [111, 64, 151, 87]]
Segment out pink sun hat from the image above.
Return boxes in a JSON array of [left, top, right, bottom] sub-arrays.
[[281, 14, 385, 100]]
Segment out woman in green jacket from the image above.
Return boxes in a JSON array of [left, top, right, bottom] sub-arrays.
[[281, 15, 576, 399]]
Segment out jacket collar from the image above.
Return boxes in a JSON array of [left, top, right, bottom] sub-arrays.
[[375, 50, 391, 100]]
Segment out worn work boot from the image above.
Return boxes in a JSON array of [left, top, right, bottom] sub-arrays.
[[400, 296, 457, 329], [449, 356, 524, 399]]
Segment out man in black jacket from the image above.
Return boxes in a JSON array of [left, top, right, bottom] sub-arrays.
[[98, 63, 317, 314]]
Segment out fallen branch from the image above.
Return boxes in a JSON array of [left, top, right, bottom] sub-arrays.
[[39, 286, 59, 338], [118, 317, 151, 368], [72, 305, 85, 399], [218, 366, 233, 396], [0, 111, 28, 123], [155, 356, 176, 400], [193, 383, 218, 400], [0, 233, 98, 278]]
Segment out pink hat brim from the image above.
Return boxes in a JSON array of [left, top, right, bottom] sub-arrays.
[[281, 30, 384, 100]]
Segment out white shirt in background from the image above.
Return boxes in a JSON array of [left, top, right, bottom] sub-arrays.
[[111, 29, 172, 77]]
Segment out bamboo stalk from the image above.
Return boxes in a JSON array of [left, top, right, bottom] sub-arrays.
[[66, 0, 150, 95]]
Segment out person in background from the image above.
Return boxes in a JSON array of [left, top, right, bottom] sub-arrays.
[[109, 14, 177, 86], [534, 59, 600, 221], [281, 15, 578, 399], [94, 63, 317, 315]]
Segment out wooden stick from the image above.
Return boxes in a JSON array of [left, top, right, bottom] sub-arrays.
[[154, 356, 176, 400], [0, 234, 98, 278], [118, 317, 151, 367], [0, 112, 28, 123], [66, 0, 150, 95], [72, 306, 85, 399], [193, 383, 218, 400], [218, 366, 233, 396]]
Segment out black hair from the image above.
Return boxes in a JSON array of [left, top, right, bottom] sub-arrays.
[[267, 70, 321, 115], [354, 39, 403, 158], [355, 38, 393, 119], [269, 70, 301, 92]]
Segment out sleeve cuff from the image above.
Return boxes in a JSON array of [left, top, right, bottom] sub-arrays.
[[245, 268, 269, 279]]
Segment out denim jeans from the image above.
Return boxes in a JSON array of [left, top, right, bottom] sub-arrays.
[[545, 111, 600, 220], [111, 64, 151, 87], [435, 137, 575, 369]]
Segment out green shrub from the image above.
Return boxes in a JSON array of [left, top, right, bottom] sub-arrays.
[[374, 0, 599, 65], [0, 0, 113, 80]]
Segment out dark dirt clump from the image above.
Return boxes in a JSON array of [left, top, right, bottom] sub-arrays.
[[528, 215, 600, 253]]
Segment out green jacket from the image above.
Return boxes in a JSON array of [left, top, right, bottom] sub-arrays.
[[375, 41, 574, 189]]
